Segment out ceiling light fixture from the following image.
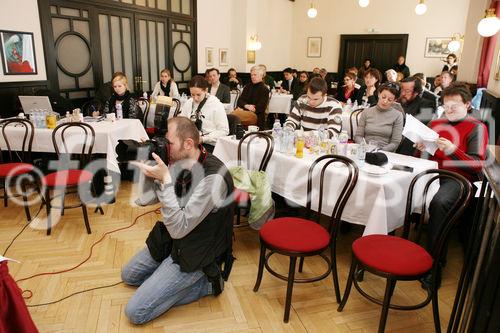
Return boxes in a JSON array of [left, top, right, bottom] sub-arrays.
[[447, 34, 463, 53], [415, 0, 427, 16], [477, 8, 500, 37], [307, 3, 318, 18], [359, 0, 370, 8]]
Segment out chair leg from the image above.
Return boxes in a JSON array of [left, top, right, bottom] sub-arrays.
[[283, 256, 298, 323], [378, 278, 397, 333], [338, 256, 357, 312], [45, 188, 52, 235], [330, 245, 341, 303], [20, 181, 31, 222], [253, 242, 266, 292], [236, 207, 241, 225], [298, 257, 305, 273], [3, 187, 8, 207], [60, 190, 66, 216], [81, 203, 91, 234], [431, 288, 441, 333]]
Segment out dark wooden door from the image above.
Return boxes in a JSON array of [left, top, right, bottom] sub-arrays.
[[338, 34, 408, 78]]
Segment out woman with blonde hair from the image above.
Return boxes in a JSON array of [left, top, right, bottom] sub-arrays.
[[151, 68, 179, 100], [103, 72, 143, 119]]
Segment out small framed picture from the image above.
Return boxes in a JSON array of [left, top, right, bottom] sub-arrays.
[[495, 50, 500, 81], [219, 48, 228, 66], [205, 47, 213, 67], [0, 30, 37, 75], [247, 50, 255, 64], [424, 37, 452, 58], [307, 37, 322, 58]]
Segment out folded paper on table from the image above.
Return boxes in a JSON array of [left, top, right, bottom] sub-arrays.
[[402, 114, 438, 155]]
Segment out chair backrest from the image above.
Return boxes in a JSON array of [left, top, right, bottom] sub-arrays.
[[227, 114, 241, 136], [305, 155, 359, 239], [230, 90, 240, 109], [349, 108, 364, 140], [51, 122, 95, 168], [82, 99, 104, 117], [137, 97, 150, 127], [0, 118, 34, 163], [402, 169, 472, 260], [171, 98, 181, 117], [237, 132, 274, 172]]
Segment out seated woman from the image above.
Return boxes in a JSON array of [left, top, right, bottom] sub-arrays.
[[151, 68, 180, 101], [179, 75, 229, 153], [354, 83, 404, 152], [224, 68, 242, 91], [385, 69, 398, 83], [103, 72, 143, 119], [297, 71, 309, 96], [336, 72, 360, 104], [232, 64, 270, 129], [358, 68, 381, 107]]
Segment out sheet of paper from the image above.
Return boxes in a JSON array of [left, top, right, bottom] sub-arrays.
[[0, 255, 20, 263], [402, 114, 439, 155]]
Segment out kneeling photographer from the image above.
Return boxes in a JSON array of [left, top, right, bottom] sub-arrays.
[[121, 117, 235, 325]]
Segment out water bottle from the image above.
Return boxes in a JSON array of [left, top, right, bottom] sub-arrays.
[[116, 103, 123, 120], [353, 100, 358, 110], [318, 125, 328, 154], [330, 134, 339, 155], [357, 140, 367, 166], [283, 127, 294, 155], [338, 130, 349, 156], [272, 119, 282, 152], [143, 92, 148, 100]]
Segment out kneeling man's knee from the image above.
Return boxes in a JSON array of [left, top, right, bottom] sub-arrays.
[[125, 301, 149, 325]]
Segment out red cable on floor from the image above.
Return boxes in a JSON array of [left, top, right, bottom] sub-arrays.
[[14, 207, 161, 302]]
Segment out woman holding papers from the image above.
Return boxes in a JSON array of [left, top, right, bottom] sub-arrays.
[[414, 83, 488, 289], [354, 83, 403, 152]]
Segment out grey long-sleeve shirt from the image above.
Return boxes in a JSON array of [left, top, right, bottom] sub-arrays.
[[151, 173, 227, 239], [355, 105, 404, 152]]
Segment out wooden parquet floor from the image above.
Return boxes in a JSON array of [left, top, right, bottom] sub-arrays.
[[0, 182, 464, 333]]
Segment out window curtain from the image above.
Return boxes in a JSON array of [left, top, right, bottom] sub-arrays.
[[477, 0, 500, 87], [0, 262, 38, 333]]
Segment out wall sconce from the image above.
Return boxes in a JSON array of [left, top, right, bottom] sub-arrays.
[[477, 8, 500, 37], [249, 35, 262, 51], [307, 2, 317, 18], [447, 33, 463, 53], [358, 0, 370, 8], [415, 0, 427, 16]]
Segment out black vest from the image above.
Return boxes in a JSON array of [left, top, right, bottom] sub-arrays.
[[168, 154, 235, 272]]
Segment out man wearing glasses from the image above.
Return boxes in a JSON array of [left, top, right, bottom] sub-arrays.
[[122, 117, 235, 324]]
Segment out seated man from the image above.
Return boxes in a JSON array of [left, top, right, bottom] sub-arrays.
[[284, 77, 342, 138], [232, 64, 270, 129], [414, 83, 488, 286], [122, 117, 235, 325], [207, 68, 231, 103], [280, 67, 301, 100]]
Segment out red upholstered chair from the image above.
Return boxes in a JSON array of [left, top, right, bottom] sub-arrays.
[[234, 131, 274, 227], [337, 169, 472, 333], [0, 119, 36, 221], [253, 155, 359, 322], [42, 122, 101, 235]]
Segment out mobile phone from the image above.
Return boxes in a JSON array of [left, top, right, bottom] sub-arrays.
[[392, 164, 414, 172]]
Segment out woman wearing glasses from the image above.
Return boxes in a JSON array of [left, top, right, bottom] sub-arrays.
[[354, 83, 404, 152]]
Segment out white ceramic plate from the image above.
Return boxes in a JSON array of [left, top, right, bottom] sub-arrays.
[[361, 162, 393, 176]]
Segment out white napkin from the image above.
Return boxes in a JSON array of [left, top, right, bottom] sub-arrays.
[[0, 255, 20, 263]]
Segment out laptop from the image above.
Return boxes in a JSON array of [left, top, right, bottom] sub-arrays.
[[18, 96, 54, 113]]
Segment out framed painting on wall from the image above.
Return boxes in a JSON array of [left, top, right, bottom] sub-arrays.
[[205, 47, 214, 67], [247, 50, 255, 64], [424, 37, 452, 58], [0, 30, 37, 75], [307, 37, 322, 58], [219, 49, 228, 66]]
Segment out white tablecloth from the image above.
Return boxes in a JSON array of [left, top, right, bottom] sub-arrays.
[[268, 93, 293, 114], [213, 136, 438, 235], [0, 119, 148, 174]]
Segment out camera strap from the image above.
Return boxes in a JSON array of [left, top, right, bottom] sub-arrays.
[[191, 96, 208, 131]]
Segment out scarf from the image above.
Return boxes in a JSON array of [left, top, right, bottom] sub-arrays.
[[109, 90, 132, 118], [160, 80, 172, 96]]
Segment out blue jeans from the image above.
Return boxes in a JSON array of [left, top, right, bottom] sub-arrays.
[[121, 246, 212, 325]]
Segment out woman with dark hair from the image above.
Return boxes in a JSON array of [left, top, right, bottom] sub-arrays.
[[297, 71, 309, 96], [179, 75, 229, 152], [442, 54, 458, 75], [103, 72, 143, 119], [336, 72, 360, 104], [354, 83, 404, 152], [224, 68, 242, 90], [358, 68, 382, 106]]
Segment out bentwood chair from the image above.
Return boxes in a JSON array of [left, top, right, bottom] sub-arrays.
[[337, 169, 472, 333], [234, 132, 274, 227], [0, 119, 36, 221], [253, 155, 359, 322], [41, 122, 102, 235], [349, 108, 364, 141], [144, 97, 181, 137]]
